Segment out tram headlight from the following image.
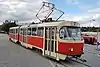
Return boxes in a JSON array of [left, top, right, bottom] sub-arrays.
[[70, 48, 73, 52]]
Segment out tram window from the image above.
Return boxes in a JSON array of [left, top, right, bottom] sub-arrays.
[[12, 29, 14, 33], [16, 29, 18, 33], [9, 29, 11, 33], [59, 27, 68, 39], [28, 28, 31, 35], [55, 41, 57, 52], [13, 29, 15, 34], [55, 27, 57, 39], [22, 29, 24, 34], [19, 29, 21, 34], [37, 27, 44, 37], [51, 30, 54, 39], [9, 29, 10, 33], [59, 27, 81, 40], [11, 29, 13, 33], [51, 40, 54, 52], [13, 29, 14, 33], [49, 28, 51, 38], [45, 27, 48, 38], [25, 29, 27, 35], [20, 29, 22, 34], [51, 27, 55, 39], [22, 29, 24, 35], [23, 29, 27, 35], [14, 29, 15, 33], [32, 28, 37, 36], [45, 40, 47, 50], [13, 29, 15, 33], [48, 40, 50, 51]]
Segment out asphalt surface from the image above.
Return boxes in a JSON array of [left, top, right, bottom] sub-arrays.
[[82, 44, 100, 67], [0, 33, 100, 67], [0, 34, 52, 67]]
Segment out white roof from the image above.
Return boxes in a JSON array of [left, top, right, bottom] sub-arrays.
[[20, 25, 29, 28], [10, 21, 80, 29], [10, 26, 19, 29], [30, 21, 80, 27]]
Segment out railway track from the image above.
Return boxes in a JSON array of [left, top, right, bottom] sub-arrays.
[[48, 57, 91, 67], [48, 59, 69, 67], [26, 47, 91, 67], [17, 43, 91, 67], [67, 57, 91, 67]]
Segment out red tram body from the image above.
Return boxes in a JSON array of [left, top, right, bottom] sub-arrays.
[[9, 21, 84, 61], [9, 2, 84, 61], [9, 26, 20, 43]]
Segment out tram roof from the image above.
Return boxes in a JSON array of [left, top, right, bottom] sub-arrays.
[[18, 21, 80, 28], [30, 21, 80, 27], [20, 25, 29, 28], [10, 26, 19, 29]]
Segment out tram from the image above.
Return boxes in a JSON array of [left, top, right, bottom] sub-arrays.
[[9, 26, 20, 43], [9, 2, 84, 61]]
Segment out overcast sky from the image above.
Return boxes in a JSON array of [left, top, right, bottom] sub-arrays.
[[0, 0, 49, 24], [0, 0, 100, 27]]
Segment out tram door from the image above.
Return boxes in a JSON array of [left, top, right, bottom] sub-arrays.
[[44, 27, 57, 58], [22, 28, 27, 43]]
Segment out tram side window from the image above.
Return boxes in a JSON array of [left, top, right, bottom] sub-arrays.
[[13, 29, 15, 34], [16, 29, 18, 34], [32, 28, 37, 36], [55, 27, 57, 39], [23, 29, 27, 35], [11, 29, 12, 33], [11, 29, 13, 33], [37, 27, 44, 37], [13, 29, 15, 33], [9, 29, 12, 33], [28, 28, 31, 35], [24, 29, 27, 35], [14, 29, 16, 34], [59, 27, 68, 39], [12, 29, 14, 33], [20, 29, 22, 34]]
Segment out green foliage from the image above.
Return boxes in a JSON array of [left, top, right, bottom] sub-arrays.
[[81, 26, 100, 32], [1, 20, 18, 34]]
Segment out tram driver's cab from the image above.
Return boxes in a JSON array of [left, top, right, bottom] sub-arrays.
[[57, 25, 84, 60], [59, 26, 81, 41]]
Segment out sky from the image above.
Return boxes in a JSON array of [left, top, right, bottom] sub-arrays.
[[0, 0, 100, 26], [51, 0, 100, 27]]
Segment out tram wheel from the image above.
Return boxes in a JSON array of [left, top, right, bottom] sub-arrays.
[[76, 55, 81, 57], [9, 38, 12, 42], [72, 55, 81, 58]]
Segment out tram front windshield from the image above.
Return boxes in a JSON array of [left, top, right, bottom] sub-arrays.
[[59, 27, 81, 40]]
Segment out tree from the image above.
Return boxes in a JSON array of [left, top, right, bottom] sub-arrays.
[[1, 20, 18, 34]]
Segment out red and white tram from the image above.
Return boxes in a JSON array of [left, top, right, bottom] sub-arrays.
[[8, 2, 84, 61], [9, 21, 84, 61], [9, 26, 20, 43]]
